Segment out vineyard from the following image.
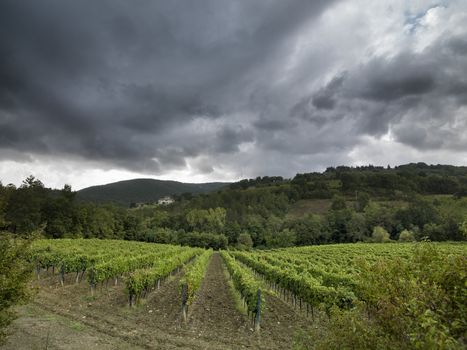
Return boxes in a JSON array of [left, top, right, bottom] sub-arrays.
[[3, 239, 466, 349]]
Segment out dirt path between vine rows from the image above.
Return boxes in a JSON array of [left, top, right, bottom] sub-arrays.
[[2, 253, 314, 350]]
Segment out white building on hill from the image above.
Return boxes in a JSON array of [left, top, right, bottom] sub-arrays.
[[157, 196, 174, 205]]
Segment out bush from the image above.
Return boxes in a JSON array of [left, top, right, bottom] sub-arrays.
[[178, 231, 227, 249], [371, 226, 391, 243], [399, 229, 416, 242], [0, 233, 33, 344], [236, 233, 253, 250]]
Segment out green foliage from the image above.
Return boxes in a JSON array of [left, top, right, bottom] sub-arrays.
[[180, 250, 213, 305], [287, 214, 329, 245], [232, 251, 356, 311], [145, 227, 175, 244], [355, 192, 370, 212], [220, 251, 264, 315], [396, 197, 440, 230], [0, 234, 33, 344], [371, 226, 391, 243], [5, 176, 46, 235], [302, 243, 467, 349], [236, 233, 253, 249], [186, 207, 226, 232], [126, 249, 200, 299], [399, 229, 415, 242], [331, 195, 347, 210], [179, 232, 228, 249], [264, 228, 297, 248], [461, 220, 467, 239], [1, 164, 467, 250]]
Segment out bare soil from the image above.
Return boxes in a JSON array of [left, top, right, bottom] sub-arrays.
[[2, 253, 313, 350]]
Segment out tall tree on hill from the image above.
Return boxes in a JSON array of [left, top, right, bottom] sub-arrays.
[[5, 176, 46, 235]]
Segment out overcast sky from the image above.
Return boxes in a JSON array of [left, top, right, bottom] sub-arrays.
[[1, 0, 466, 190]]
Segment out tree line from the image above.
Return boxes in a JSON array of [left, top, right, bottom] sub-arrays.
[[1, 163, 467, 249]]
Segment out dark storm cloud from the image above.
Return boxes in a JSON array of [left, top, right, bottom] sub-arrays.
[[1, 0, 466, 179], [0, 0, 337, 173]]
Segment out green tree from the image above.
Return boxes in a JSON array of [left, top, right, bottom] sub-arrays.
[[346, 212, 369, 242], [460, 220, 467, 239], [288, 214, 329, 245], [331, 195, 347, 210], [43, 185, 76, 238], [5, 176, 46, 235], [355, 192, 370, 212], [146, 227, 175, 244], [236, 232, 253, 250], [264, 228, 296, 248], [0, 183, 10, 229], [423, 223, 445, 241], [186, 207, 226, 232], [364, 202, 396, 236]]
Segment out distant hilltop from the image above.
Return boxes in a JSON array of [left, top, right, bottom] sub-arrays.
[[76, 178, 229, 206]]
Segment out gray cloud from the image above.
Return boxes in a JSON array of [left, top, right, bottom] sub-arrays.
[[0, 0, 466, 183], [0, 0, 337, 174], [292, 28, 467, 150]]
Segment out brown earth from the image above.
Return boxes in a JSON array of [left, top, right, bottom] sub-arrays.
[[1, 253, 314, 350]]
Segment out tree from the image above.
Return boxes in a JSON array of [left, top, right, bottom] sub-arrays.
[[0, 183, 10, 229], [461, 220, 467, 239], [178, 231, 227, 249], [396, 197, 440, 230], [346, 212, 369, 242], [236, 233, 253, 250], [264, 228, 296, 248], [326, 208, 354, 243], [331, 195, 347, 210], [287, 214, 329, 246], [5, 176, 46, 235], [355, 192, 370, 212], [43, 185, 76, 238], [146, 227, 175, 244], [423, 223, 445, 241], [364, 202, 396, 237], [186, 207, 226, 232]]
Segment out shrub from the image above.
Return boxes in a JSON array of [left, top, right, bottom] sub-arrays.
[[0, 233, 33, 344], [371, 226, 391, 243], [236, 233, 253, 250], [399, 229, 416, 242]]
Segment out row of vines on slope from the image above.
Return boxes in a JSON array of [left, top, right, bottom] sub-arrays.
[[179, 249, 213, 321], [220, 251, 264, 331]]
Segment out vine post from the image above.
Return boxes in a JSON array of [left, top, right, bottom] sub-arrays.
[[181, 283, 188, 322], [60, 264, 65, 286], [254, 289, 261, 332], [90, 267, 95, 296]]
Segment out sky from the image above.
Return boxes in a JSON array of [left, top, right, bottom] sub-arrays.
[[1, 0, 467, 190]]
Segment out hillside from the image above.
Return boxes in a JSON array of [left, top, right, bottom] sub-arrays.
[[77, 178, 229, 206]]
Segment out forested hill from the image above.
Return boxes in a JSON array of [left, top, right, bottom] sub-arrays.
[[77, 178, 229, 206], [2, 162, 467, 246], [228, 163, 467, 196]]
